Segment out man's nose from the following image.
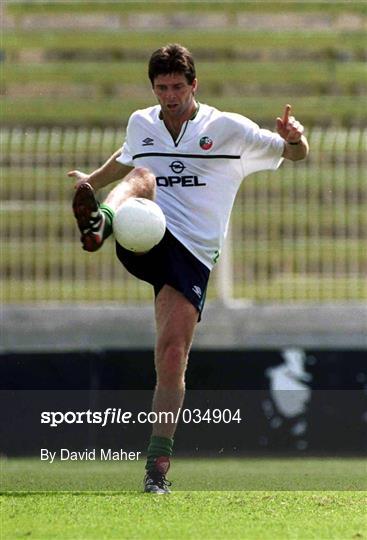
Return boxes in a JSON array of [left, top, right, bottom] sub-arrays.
[[166, 88, 177, 100]]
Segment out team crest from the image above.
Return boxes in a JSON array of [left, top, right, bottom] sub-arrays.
[[199, 136, 213, 150]]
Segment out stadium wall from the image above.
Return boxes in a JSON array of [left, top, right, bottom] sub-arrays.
[[2, 302, 366, 351], [1, 304, 366, 457]]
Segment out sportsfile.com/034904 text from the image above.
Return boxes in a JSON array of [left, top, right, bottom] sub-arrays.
[[40, 408, 243, 427]]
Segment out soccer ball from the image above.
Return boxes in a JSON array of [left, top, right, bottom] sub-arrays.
[[113, 198, 166, 253]]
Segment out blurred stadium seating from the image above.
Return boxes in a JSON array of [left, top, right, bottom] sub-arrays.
[[1, 126, 366, 303], [1, 2, 366, 304]]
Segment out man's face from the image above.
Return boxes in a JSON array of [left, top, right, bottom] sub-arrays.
[[152, 73, 197, 118]]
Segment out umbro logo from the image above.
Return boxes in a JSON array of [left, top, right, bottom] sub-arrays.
[[192, 285, 202, 298], [142, 137, 154, 146]]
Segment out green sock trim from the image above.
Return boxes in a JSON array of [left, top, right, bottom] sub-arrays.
[[145, 436, 174, 471], [100, 203, 114, 240]]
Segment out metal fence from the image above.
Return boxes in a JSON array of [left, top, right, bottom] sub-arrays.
[[1, 127, 366, 304]]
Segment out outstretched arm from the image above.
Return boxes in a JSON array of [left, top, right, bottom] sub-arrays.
[[68, 150, 133, 191], [277, 104, 309, 161]]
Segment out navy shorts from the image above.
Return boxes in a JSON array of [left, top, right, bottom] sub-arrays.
[[115, 229, 210, 319]]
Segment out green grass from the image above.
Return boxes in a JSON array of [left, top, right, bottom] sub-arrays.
[[2, 491, 365, 540], [2, 458, 366, 492], [1, 458, 366, 539]]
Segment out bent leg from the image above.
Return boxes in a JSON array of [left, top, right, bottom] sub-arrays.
[[73, 167, 156, 252], [104, 167, 156, 211]]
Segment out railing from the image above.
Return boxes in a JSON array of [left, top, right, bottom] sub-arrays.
[[1, 127, 366, 303]]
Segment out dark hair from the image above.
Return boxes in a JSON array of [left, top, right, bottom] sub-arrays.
[[148, 43, 196, 85]]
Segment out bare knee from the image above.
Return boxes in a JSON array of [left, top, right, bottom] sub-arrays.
[[129, 167, 156, 200], [156, 343, 189, 388]]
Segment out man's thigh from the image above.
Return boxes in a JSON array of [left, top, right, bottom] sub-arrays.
[[115, 229, 210, 319], [154, 285, 198, 357]]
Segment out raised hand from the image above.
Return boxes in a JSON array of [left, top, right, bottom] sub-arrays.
[[276, 104, 304, 143]]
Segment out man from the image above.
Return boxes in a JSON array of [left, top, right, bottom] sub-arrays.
[[68, 43, 309, 494]]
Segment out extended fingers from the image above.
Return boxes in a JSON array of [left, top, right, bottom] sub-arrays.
[[282, 104, 291, 126], [277, 105, 305, 142]]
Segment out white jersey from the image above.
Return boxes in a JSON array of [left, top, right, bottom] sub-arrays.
[[117, 103, 284, 269]]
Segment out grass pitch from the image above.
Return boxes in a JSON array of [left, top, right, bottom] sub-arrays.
[[1, 458, 366, 539], [2, 491, 366, 540]]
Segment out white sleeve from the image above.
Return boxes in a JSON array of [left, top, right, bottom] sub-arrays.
[[240, 119, 285, 177], [116, 114, 136, 167], [116, 140, 134, 167]]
